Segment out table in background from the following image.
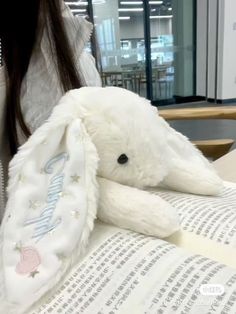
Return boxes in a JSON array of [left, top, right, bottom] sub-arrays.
[[101, 65, 174, 98]]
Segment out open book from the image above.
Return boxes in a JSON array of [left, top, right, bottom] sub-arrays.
[[2, 181, 236, 313]]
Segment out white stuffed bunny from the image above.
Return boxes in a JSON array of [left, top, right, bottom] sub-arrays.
[[72, 87, 222, 238], [0, 87, 223, 311]]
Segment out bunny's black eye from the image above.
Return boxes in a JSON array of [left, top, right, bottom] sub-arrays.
[[117, 154, 129, 165]]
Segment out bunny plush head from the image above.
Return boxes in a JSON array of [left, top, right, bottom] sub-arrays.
[[0, 87, 222, 311], [63, 86, 222, 195], [70, 87, 169, 188]]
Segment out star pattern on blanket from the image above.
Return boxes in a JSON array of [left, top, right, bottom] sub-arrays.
[[71, 175, 80, 183], [75, 132, 84, 142], [49, 229, 56, 235], [58, 191, 71, 198], [29, 200, 41, 210], [14, 242, 22, 252], [29, 270, 40, 278], [18, 174, 25, 183], [71, 209, 80, 219], [57, 253, 66, 261]]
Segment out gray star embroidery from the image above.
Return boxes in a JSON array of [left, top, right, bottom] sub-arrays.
[[18, 174, 25, 183], [57, 253, 66, 261], [29, 200, 40, 210], [49, 229, 56, 235], [71, 210, 80, 219], [71, 175, 80, 183], [75, 133, 84, 142], [59, 191, 70, 198], [29, 270, 39, 278], [14, 242, 22, 252]]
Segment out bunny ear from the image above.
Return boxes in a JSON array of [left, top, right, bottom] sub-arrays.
[[157, 117, 223, 195], [0, 99, 99, 310]]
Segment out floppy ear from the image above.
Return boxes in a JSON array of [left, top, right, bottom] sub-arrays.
[[157, 116, 223, 195], [0, 91, 99, 311]]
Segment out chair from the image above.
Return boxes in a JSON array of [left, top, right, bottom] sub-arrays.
[[158, 106, 236, 160], [101, 71, 123, 87], [121, 72, 135, 91], [153, 67, 173, 99], [137, 71, 156, 94]]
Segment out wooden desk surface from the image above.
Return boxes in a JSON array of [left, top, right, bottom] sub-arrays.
[[159, 107, 236, 120]]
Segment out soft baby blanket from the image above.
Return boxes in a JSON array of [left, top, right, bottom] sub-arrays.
[[0, 91, 98, 312]]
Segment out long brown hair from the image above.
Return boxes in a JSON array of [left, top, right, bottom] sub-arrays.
[[0, 0, 82, 155]]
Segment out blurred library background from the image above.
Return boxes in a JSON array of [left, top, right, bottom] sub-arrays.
[[66, 0, 196, 105], [65, 0, 236, 107]]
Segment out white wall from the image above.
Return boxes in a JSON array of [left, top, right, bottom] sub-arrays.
[[196, 0, 236, 100], [119, 18, 172, 39], [119, 17, 144, 39], [196, 0, 218, 99], [172, 0, 194, 97], [220, 0, 236, 99], [196, 0, 207, 96], [207, 0, 218, 99], [93, 0, 122, 70]]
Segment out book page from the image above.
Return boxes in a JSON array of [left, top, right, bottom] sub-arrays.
[[148, 182, 236, 248], [166, 229, 236, 269], [27, 223, 236, 314]]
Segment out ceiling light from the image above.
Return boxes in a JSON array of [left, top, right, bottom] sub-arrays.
[[120, 1, 142, 4], [93, 0, 106, 3], [168, 7, 172, 11], [66, 1, 88, 5], [150, 15, 173, 19], [71, 8, 87, 12], [119, 16, 131, 20], [149, 1, 163, 4], [118, 8, 143, 12]]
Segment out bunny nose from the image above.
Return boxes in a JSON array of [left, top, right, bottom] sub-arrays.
[[117, 154, 129, 164]]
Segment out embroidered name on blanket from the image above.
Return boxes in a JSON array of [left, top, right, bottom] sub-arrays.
[[24, 153, 68, 241], [2, 119, 90, 307]]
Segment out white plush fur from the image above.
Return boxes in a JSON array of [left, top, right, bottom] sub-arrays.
[[56, 87, 222, 238], [98, 177, 179, 237], [66, 87, 222, 192], [1, 86, 223, 311]]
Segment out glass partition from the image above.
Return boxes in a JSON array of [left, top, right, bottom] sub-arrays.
[[150, 0, 195, 103], [66, 0, 196, 105], [92, 0, 147, 97], [65, 0, 92, 52]]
